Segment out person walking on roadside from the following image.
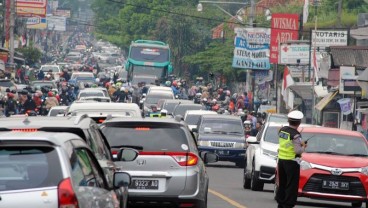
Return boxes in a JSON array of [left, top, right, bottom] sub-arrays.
[[276, 110, 307, 208]]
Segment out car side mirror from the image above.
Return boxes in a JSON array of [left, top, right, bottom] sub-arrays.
[[116, 148, 139, 162], [191, 128, 198, 133], [200, 152, 218, 164], [246, 136, 258, 144], [113, 172, 131, 188]]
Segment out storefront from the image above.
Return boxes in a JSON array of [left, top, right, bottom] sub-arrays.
[[315, 91, 340, 128]]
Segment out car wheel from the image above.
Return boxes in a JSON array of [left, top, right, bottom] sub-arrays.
[[199, 190, 208, 208], [243, 165, 251, 189], [250, 162, 264, 191], [236, 161, 245, 168], [352, 202, 362, 207], [273, 183, 278, 201]]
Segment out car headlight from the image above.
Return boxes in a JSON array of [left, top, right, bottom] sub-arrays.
[[360, 166, 368, 176], [262, 149, 278, 159], [198, 140, 210, 147], [300, 160, 312, 170], [235, 142, 245, 149]]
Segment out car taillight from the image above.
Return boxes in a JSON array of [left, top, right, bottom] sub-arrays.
[[58, 178, 78, 208], [139, 152, 198, 166]]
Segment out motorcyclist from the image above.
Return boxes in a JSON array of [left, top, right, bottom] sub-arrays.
[[117, 87, 128, 103], [45, 91, 59, 111], [59, 89, 70, 106], [21, 92, 37, 114], [4, 93, 18, 117]]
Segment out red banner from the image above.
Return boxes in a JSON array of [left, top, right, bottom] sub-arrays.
[[270, 13, 299, 64]]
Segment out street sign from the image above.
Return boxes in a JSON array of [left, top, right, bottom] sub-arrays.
[[279, 43, 310, 64]]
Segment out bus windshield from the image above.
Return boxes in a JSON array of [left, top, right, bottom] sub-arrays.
[[130, 46, 169, 63], [132, 65, 164, 78]]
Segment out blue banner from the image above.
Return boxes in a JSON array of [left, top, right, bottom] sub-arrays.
[[233, 35, 270, 70]]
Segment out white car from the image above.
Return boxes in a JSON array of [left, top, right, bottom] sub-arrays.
[[40, 65, 61, 80], [77, 88, 109, 100], [67, 102, 142, 123], [183, 110, 217, 131], [47, 106, 69, 117], [243, 122, 314, 191]]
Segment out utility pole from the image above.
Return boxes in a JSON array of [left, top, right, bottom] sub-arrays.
[[337, 0, 343, 27], [9, 0, 15, 65], [247, 0, 255, 110]]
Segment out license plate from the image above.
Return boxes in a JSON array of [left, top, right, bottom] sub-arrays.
[[216, 150, 230, 155], [322, 180, 349, 190], [129, 179, 159, 190]]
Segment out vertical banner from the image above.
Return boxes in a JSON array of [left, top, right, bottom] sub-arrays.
[[270, 13, 299, 64], [232, 28, 271, 70]]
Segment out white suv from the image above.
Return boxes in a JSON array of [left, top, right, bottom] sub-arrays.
[[243, 122, 287, 191], [243, 122, 313, 191]]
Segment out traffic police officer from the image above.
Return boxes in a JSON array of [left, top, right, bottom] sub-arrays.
[[276, 110, 306, 208]]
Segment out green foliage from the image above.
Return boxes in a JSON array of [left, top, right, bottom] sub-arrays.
[[16, 44, 42, 66]]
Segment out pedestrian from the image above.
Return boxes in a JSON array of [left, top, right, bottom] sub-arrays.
[[276, 110, 307, 208]]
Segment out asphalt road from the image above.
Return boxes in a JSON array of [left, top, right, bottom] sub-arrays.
[[206, 162, 362, 208]]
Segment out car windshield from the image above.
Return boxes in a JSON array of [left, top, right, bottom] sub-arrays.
[[303, 133, 368, 156], [0, 81, 14, 88], [145, 94, 173, 105], [174, 105, 204, 116], [41, 66, 59, 72], [0, 146, 63, 191], [32, 82, 55, 89], [263, 126, 282, 144], [49, 109, 66, 116], [268, 115, 288, 123], [79, 92, 104, 97], [199, 119, 244, 135], [185, 114, 201, 125], [162, 102, 181, 114], [71, 73, 94, 79], [101, 124, 188, 151]]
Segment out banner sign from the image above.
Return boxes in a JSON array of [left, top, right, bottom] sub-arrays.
[[47, 16, 66, 31], [339, 66, 356, 94], [53, 9, 71, 18], [233, 28, 270, 70], [16, 0, 47, 17], [254, 70, 273, 84], [279, 43, 310, 64], [337, 98, 352, 115], [311, 29, 348, 48], [234, 27, 270, 44], [270, 13, 299, 64], [26, 15, 47, 29]]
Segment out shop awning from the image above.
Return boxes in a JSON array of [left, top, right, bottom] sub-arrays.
[[315, 90, 339, 111], [288, 82, 327, 100]]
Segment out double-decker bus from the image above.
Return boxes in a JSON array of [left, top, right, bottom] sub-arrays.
[[125, 40, 173, 85]]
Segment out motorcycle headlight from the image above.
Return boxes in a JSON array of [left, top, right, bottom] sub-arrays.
[[235, 142, 245, 149], [300, 160, 312, 170], [262, 149, 277, 159], [360, 166, 368, 176], [198, 140, 210, 147]]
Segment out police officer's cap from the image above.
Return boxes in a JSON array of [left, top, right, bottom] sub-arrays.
[[287, 110, 304, 121]]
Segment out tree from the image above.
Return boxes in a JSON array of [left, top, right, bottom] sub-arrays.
[[16, 44, 42, 66]]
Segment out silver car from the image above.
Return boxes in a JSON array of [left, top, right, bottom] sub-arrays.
[[0, 131, 137, 208], [100, 117, 218, 208]]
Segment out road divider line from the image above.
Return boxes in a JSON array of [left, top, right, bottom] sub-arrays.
[[209, 189, 247, 208]]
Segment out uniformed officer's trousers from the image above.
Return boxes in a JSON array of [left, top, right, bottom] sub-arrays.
[[276, 159, 300, 208]]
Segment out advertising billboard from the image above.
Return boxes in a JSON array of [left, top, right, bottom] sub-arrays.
[[279, 43, 310, 64]]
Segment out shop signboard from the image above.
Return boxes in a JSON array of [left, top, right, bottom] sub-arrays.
[[311, 29, 348, 49], [340, 66, 358, 94], [16, 0, 47, 17], [279, 43, 310, 64], [53, 9, 71, 18], [270, 13, 299, 64]]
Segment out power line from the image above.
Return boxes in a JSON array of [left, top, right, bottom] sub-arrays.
[[105, 0, 310, 33]]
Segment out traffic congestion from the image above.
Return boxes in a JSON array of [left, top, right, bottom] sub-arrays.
[[1, 0, 368, 208]]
